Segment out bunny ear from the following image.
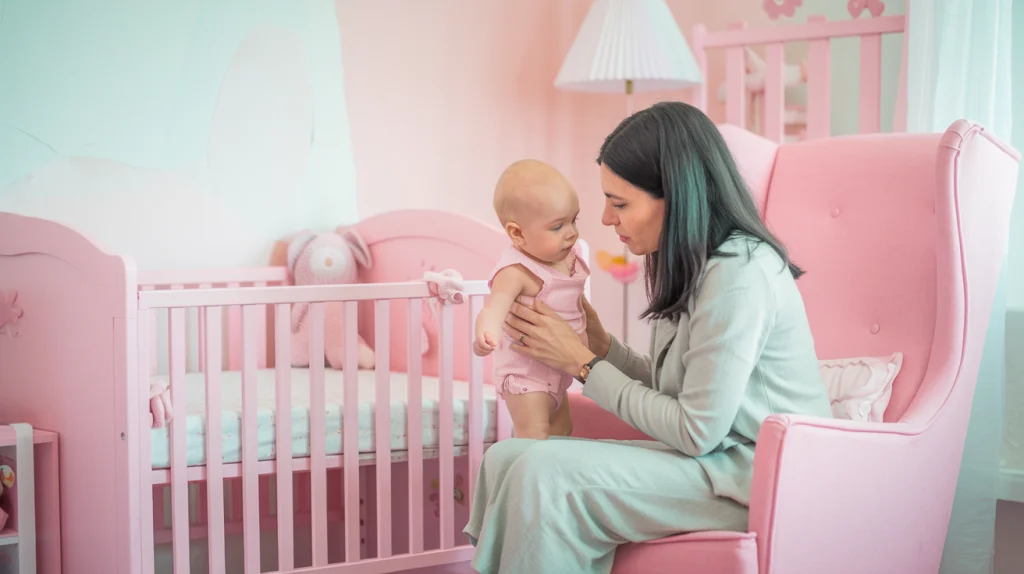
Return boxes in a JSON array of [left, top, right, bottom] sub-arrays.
[[338, 228, 372, 268], [286, 231, 316, 272]]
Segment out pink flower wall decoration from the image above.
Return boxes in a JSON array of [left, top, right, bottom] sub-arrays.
[[0, 290, 23, 337], [763, 0, 802, 20], [848, 0, 885, 18]]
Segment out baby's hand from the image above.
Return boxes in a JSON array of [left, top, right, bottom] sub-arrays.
[[473, 331, 498, 357]]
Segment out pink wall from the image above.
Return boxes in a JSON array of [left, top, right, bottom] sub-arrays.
[[335, 0, 701, 338], [334, 0, 907, 340]]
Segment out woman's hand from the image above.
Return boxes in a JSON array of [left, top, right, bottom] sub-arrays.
[[580, 296, 611, 359], [503, 297, 595, 376]]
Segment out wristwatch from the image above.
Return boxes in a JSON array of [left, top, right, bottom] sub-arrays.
[[578, 356, 604, 383]]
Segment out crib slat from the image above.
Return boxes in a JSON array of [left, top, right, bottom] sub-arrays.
[[406, 301, 424, 553], [807, 15, 831, 139], [169, 308, 190, 574], [692, 24, 708, 112], [170, 285, 193, 374], [205, 308, 227, 573], [274, 304, 295, 570], [439, 303, 455, 549], [858, 33, 882, 133], [255, 282, 268, 369], [228, 282, 242, 370], [138, 308, 156, 574], [343, 300, 361, 560], [374, 300, 393, 558], [725, 22, 747, 128], [468, 296, 484, 506], [763, 43, 786, 143], [141, 286, 158, 377], [241, 305, 261, 572], [309, 302, 329, 565], [198, 284, 212, 372]]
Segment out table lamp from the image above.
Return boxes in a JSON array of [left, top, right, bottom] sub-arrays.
[[555, 0, 703, 343]]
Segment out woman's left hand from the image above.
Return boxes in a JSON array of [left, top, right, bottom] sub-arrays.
[[503, 296, 595, 376]]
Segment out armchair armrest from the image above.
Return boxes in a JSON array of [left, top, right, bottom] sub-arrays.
[[748, 413, 953, 574], [567, 389, 652, 441]]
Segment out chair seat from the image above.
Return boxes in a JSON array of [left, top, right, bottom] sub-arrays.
[[612, 531, 758, 574]]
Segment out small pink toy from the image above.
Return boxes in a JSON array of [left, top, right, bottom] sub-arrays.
[[423, 269, 465, 306], [0, 464, 13, 530], [149, 382, 173, 428], [287, 229, 377, 370]]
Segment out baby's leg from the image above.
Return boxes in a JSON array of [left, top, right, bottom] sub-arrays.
[[504, 392, 555, 439], [548, 391, 572, 437]]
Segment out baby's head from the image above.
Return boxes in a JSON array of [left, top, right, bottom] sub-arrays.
[[494, 159, 579, 264]]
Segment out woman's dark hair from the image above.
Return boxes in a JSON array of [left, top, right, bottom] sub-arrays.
[[597, 101, 802, 322]]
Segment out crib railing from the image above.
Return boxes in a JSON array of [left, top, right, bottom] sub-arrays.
[[138, 267, 291, 375], [137, 279, 497, 573], [693, 13, 908, 141]]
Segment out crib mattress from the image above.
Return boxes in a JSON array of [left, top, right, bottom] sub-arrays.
[[149, 368, 498, 469]]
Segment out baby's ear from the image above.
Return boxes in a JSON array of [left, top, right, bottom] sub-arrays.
[[286, 230, 316, 273], [339, 229, 372, 268]]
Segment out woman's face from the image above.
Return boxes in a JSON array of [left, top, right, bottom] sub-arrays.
[[599, 164, 664, 256]]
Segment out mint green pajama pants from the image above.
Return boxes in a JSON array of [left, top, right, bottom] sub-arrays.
[[463, 436, 749, 574]]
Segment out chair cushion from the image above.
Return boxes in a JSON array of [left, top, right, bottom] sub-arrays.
[[611, 531, 758, 574], [819, 353, 903, 422]]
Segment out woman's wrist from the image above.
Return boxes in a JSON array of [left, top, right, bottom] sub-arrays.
[[569, 344, 598, 377], [593, 331, 612, 359]]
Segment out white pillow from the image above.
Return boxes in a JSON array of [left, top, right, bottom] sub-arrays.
[[819, 353, 903, 422]]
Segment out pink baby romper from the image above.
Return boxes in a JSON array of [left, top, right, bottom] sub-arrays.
[[489, 243, 590, 411]]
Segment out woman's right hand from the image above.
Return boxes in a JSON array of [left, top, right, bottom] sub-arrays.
[[581, 296, 611, 359]]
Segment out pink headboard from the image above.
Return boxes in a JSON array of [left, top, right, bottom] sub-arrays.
[[347, 209, 591, 385], [692, 13, 908, 141]]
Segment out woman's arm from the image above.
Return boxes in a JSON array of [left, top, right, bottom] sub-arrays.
[[602, 335, 653, 388], [582, 262, 775, 457], [580, 296, 652, 386]]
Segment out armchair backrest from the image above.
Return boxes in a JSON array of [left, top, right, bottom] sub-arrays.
[[761, 130, 947, 422]]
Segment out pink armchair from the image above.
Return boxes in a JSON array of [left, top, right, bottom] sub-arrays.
[[568, 120, 1020, 574]]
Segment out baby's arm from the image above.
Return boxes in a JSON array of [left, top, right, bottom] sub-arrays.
[[474, 266, 526, 356]]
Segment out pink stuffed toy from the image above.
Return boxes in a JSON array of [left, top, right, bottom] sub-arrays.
[[288, 229, 377, 370], [0, 464, 13, 531], [149, 382, 173, 428]]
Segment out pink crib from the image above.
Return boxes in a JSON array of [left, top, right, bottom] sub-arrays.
[[0, 209, 545, 573]]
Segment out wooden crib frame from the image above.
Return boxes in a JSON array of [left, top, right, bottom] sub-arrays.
[[0, 209, 544, 573], [691, 12, 909, 141]]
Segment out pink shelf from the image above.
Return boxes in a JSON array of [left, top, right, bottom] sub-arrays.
[[0, 428, 57, 447]]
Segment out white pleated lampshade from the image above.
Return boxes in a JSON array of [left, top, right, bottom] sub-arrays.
[[555, 0, 702, 93]]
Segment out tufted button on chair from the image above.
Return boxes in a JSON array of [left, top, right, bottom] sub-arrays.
[[568, 120, 1019, 574]]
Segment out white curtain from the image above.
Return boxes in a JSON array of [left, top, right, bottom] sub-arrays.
[[904, 0, 1013, 572]]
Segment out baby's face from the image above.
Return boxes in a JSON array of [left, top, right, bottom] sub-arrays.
[[515, 184, 580, 264]]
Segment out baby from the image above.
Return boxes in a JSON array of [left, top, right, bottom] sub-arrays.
[[474, 159, 589, 439]]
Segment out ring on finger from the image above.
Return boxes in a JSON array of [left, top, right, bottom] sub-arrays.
[[519, 332, 526, 344]]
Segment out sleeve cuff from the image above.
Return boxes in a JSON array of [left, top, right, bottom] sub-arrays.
[[581, 359, 631, 412], [604, 335, 631, 370]]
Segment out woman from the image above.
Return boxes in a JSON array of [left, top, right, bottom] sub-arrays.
[[462, 102, 833, 573]]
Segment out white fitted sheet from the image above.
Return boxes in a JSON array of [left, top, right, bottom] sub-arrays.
[[150, 368, 498, 469]]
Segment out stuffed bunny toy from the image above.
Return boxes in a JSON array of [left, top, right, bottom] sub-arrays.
[[0, 464, 12, 530], [287, 229, 377, 370]]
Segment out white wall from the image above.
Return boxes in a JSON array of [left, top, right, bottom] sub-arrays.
[[0, 0, 360, 270]]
